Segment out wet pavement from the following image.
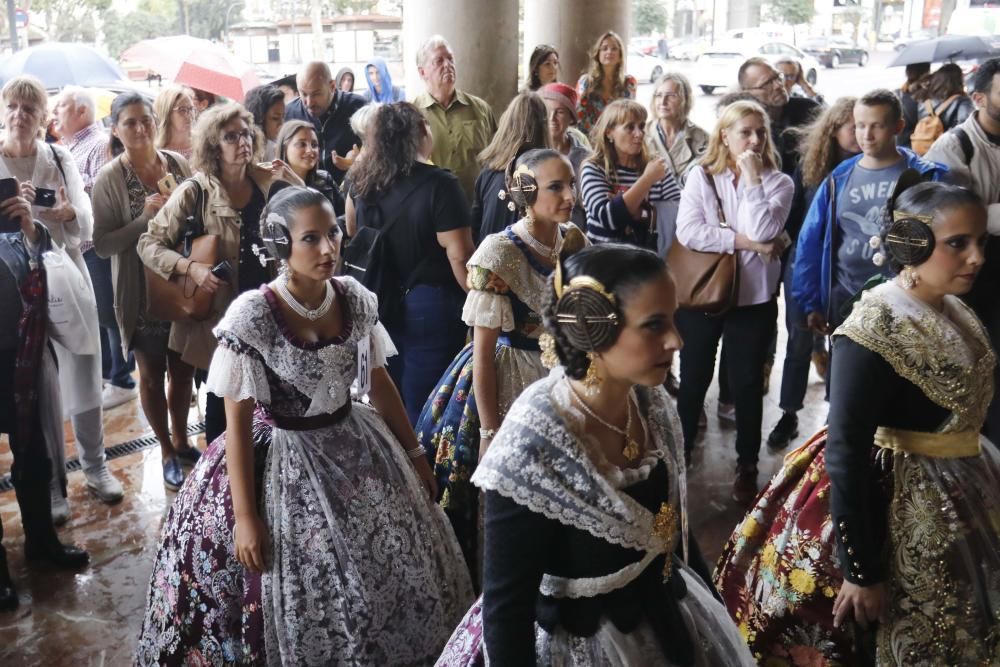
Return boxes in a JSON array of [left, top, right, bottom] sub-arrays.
[[0, 324, 828, 665]]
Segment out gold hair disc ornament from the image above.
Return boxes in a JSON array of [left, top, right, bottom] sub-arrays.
[[553, 268, 621, 352], [885, 210, 935, 267]]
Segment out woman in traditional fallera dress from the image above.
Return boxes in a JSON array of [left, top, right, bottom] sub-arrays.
[[135, 186, 473, 666], [437, 244, 755, 666], [415, 148, 587, 577], [715, 177, 1000, 665]]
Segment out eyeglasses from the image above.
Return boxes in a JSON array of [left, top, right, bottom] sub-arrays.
[[654, 92, 680, 100], [749, 74, 785, 90], [221, 130, 253, 145], [173, 106, 195, 116]]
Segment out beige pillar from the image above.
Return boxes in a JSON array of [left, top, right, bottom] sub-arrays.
[[402, 0, 519, 114], [523, 0, 632, 91]]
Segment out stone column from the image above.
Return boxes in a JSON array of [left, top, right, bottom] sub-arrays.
[[523, 0, 631, 93], [402, 0, 519, 114]]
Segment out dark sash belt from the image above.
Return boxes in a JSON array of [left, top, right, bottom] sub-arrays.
[[264, 400, 353, 431]]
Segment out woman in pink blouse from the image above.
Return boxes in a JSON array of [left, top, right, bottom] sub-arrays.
[[673, 100, 793, 505]]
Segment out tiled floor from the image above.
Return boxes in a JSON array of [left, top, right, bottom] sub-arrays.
[[0, 332, 828, 665]]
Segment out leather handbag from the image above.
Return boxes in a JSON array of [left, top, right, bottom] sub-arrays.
[[667, 173, 738, 315], [144, 180, 220, 322]]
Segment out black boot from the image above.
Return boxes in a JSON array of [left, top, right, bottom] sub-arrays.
[[17, 479, 89, 570], [0, 544, 17, 612]]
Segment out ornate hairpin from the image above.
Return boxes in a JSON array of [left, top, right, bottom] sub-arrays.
[[509, 164, 538, 194], [250, 243, 276, 267]]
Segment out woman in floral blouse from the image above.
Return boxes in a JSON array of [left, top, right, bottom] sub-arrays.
[[576, 31, 637, 135]]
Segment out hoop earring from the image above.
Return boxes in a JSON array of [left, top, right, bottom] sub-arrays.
[[583, 352, 602, 396]]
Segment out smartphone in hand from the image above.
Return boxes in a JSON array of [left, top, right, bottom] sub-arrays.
[[0, 178, 19, 233], [157, 173, 179, 196]]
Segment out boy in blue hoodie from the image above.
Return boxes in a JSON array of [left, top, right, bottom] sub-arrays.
[[793, 89, 948, 339]]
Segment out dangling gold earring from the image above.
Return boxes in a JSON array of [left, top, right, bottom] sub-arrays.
[[583, 352, 602, 396], [900, 266, 916, 289]]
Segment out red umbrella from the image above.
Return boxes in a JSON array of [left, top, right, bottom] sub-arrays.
[[121, 36, 260, 101]]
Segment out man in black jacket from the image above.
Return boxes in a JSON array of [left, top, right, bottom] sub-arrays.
[[739, 57, 821, 176], [284, 61, 367, 184]]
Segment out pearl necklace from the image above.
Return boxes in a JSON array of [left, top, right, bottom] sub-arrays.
[[274, 274, 335, 321], [517, 220, 563, 263], [566, 380, 642, 461]]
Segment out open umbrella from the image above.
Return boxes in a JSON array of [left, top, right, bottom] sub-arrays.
[[0, 42, 126, 88], [890, 34, 1000, 66], [120, 36, 260, 102]]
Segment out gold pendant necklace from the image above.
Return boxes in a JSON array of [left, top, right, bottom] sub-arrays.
[[567, 380, 642, 461]]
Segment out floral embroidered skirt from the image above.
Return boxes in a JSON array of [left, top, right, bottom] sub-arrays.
[[136, 404, 474, 666], [715, 428, 1000, 666], [415, 340, 545, 580]]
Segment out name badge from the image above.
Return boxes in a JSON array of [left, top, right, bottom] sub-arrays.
[[357, 334, 371, 397]]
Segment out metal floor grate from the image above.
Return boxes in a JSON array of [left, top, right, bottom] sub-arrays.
[[0, 421, 205, 493]]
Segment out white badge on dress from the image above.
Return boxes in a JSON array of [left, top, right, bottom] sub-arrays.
[[356, 334, 371, 397]]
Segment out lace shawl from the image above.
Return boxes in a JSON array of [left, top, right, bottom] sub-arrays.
[[834, 281, 995, 432], [472, 368, 688, 561], [462, 223, 567, 331], [205, 277, 396, 416]]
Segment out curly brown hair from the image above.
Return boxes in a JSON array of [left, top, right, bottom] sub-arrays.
[[794, 96, 858, 189], [348, 102, 426, 201], [190, 102, 263, 177]]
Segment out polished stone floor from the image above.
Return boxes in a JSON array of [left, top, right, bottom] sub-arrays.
[[0, 332, 827, 665]]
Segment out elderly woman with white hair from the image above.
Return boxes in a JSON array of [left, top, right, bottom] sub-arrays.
[[0, 75, 125, 524]]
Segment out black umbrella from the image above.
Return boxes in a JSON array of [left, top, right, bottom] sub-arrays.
[[890, 34, 1000, 66]]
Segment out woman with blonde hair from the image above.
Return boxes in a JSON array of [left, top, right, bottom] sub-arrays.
[[580, 99, 680, 250], [576, 31, 637, 134], [138, 103, 301, 447], [765, 97, 861, 452], [673, 100, 793, 502], [471, 91, 550, 242], [646, 72, 709, 189], [152, 85, 195, 159]]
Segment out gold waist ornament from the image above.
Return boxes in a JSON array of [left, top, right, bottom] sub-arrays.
[[873, 427, 981, 459]]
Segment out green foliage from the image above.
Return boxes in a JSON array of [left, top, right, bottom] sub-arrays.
[[186, 0, 232, 40], [35, 0, 110, 42], [101, 9, 176, 58], [633, 0, 668, 36], [766, 0, 815, 26]]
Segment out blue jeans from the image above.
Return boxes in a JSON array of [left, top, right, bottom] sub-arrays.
[[778, 249, 821, 413], [386, 284, 467, 426], [84, 248, 134, 389]]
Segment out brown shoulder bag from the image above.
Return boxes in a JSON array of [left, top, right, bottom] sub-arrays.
[[666, 172, 739, 315], [144, 180, 220, 322]]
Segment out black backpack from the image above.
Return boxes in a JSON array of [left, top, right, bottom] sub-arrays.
[[341, 169, 436, 326]]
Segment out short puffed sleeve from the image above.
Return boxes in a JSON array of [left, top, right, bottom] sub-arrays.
[[463, 264, 515, 331], [205, 291, 273, 403]]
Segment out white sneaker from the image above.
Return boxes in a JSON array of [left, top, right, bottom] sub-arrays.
[[102, 384, 137, 410], [717, 401, 736, 423], [51, 486, 70, 526], [84, 465, 125, 504]]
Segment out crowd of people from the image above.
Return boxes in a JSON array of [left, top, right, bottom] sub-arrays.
[[0, 28, 999, 666]]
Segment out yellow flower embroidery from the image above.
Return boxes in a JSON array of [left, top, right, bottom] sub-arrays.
[[741, 517, 761, 538], [761, 543, 778, 569], [789, 568, 816, 595], [823, 585, 836, 598]]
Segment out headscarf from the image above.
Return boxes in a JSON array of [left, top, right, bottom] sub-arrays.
[[364, 58, 397, 104]]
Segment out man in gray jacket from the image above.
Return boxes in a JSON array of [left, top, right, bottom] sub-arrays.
[[925, 57, 1000, 440]]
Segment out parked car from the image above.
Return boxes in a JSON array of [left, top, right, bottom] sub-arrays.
[[669, 37, 707, 61], [630, 37, 658, 56], [628, 49, 667, 83], [802, 35, 869, 67], [693, 40, 820, 94]]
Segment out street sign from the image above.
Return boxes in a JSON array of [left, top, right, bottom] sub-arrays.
[[14, 8, 28, 29]]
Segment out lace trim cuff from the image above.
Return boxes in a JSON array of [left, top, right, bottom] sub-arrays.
[[462, 289, 514, 331], [370, 321, 398, 368], [205, 338, 271, 403]]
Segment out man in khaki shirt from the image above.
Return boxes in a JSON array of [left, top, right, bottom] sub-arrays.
[[412, 35, 497, 199]]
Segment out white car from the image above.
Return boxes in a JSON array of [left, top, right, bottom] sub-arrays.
[[627, 49, 667, 84], [694, 40, 821, 94]]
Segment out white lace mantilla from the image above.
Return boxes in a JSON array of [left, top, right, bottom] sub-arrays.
[[472, 368, 689, 586], [205, 277, 396, 417]]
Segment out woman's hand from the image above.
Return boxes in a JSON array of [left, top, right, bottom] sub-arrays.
[[1, 192, 35, 240], [18, 180, 35, 204], [642, 156, 668, 183], [265, 159, 305, 187], [233, 514, 270, 572], [410, 455, 438, 501], [736, 150, 764, 185], [332, 151, 354, 172], [833, 581, 888, 629], [143, 193, 167, 218], [186, 261, 222, 293], [807, 311, 831, 335], [37, 186, 76, 224]]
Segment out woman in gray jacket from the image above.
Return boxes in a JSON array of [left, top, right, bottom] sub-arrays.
[[92, 92, 197, 491]]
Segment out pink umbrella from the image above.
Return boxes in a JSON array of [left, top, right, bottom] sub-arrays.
[[121, 36, 260, 102]]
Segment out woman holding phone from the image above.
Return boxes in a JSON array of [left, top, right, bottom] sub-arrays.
[[92, 92, 198, 491]]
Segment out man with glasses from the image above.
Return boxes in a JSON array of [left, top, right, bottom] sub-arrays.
[[738, 57, 821, 177], [284, 61, 366, 185]]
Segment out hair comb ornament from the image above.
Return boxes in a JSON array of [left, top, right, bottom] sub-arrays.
[[880, 168, 935, 267], [250, 243, 277, 267], [553, 266, 621, 351], [509, 164, 538, 196], [261, 211, 292, 260]]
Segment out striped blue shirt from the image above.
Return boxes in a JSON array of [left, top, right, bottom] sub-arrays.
[[581, 162, 681, 244]]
